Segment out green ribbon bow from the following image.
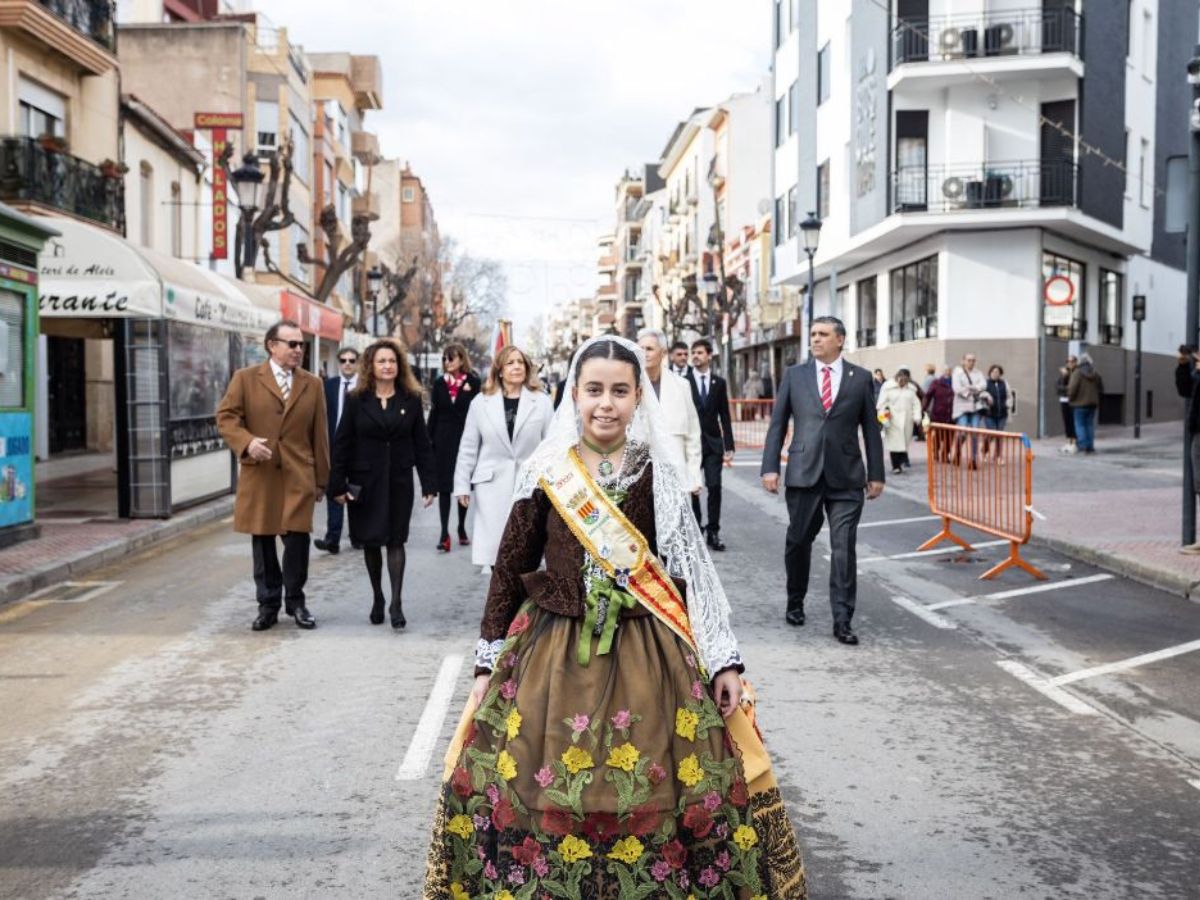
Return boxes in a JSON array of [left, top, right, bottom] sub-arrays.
[[578, 576, 637, 667]]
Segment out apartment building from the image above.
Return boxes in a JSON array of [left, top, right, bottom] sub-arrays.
[[772, 0, 1195, 436], [594, 232, 618, 335]]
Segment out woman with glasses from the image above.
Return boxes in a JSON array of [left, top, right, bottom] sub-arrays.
[[427, 343, 481, 552]]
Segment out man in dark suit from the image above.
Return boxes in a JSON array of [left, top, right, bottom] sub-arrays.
[[314, 347, 358, 554], [669, 340, 692, 378], [689, 338, 735, 551], [760, 316, 885, 645]]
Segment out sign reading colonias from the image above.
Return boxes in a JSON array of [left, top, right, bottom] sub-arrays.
[[193, 113, 244, 262]]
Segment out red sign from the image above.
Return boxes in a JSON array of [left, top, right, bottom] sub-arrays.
[[194, 111, 244, 129], [280, 290, 344, 341], [211, 129, 229, 260]]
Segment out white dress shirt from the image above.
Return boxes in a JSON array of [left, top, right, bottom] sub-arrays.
[[817, 355, 845, 404], [269, 359, 293, 397], [336, 374, 357, 424]]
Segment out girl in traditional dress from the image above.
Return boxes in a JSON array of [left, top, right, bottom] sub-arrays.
[[425, 336, 807, 899]]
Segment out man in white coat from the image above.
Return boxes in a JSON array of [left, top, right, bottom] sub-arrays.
[[638, 328, 702, 494]]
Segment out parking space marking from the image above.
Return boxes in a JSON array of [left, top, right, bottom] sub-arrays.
[[858, 515, 940, 529], [977, 574, 1114, 602], [890, 595, 957, 630], [995, 660, 1097, 716], [25, 581, 123, 604], [395, 654, 464, 781], [1050, 639, 1200, 687], [857, 539, 1007, 564]]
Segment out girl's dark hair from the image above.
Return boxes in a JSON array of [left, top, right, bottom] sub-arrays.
[[573, 339, 641, 385]]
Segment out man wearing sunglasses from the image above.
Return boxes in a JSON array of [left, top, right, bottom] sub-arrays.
[[314, 347, 360, 555], [218, 320, 330, 632]]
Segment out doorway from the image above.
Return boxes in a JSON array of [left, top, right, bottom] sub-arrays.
[[47, 336, 86, 454]]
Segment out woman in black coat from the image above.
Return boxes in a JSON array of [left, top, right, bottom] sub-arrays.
[[425, 342, 480, 552], [329, 339, 435, 629]]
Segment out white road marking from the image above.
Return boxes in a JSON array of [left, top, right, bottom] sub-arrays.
[[858, 515, 940, 529], [856, 539, 1008, 564], [1050, 640, 1200, 687], [25, 581, 123, 604], [1188, 779, 1200, 793], [890, 595, 957, 630], [995, 660, 1097, 716], [925, 598, 977, 611], [395, 654, 464, 781], [977, 574, 1114, 601], [220, 515, 234, 524]]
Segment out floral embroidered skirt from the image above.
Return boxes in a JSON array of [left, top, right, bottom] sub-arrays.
[[423, 602, 807, 899]]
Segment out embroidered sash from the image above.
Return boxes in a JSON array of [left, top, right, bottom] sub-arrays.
[[540, 448, 705, 676]]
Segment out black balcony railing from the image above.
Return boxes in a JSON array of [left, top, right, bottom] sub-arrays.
[[893, 7, 1082, 68], [890, 159, 1078, 215], [0, 137, 125, 232], [856, 327, 876, 348], [889, 317, 938, 343], [40, 0, 116, 51]]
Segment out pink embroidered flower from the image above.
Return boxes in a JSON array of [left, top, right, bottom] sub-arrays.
[[702, 790, 721, 811], [610, 709, 632, 729], [677, 870, 690, 889], [483, 860, 498, 880], [535, 766, 554, 788], [715, 849, 732, 871], [500, 680, 518, 700], [691, 680, 705, 700], [508, 865, 526, 885], [715, 821, 729, 840], [485, 784, 501, 804], [650, 859, 671, 882], [684, 653, 697, 669], [507, 611, 531, 636], [473, 813, 490, 832], [647, 762, 667, 785], [502, 652, 519, 670], [570, 714, 590, 734], [532, 856, 550, 878], [699, 866, 720, 888], [477, 846, 487, 859]]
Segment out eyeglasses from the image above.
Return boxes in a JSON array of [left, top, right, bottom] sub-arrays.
[[338, 356, 357, 364], [272, 339, 304, 350]]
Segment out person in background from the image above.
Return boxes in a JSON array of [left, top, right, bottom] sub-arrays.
[[952, 352, 988, 466], [329, 339, 435, 629], [877, 368, 921, 474], [983, 364, 1015, 462], [921, 362, 937, 394], [1067, 352, 1103, 455], [741, 367, 762, 420], [427, 343, 481, 552], [690, 338, 735, 551], [1057, 355, 1079, 454], [1175, 345, 1200, 553], [923, 365, 956, 462], [637, 327, 702, 493], [314, 346, 358, 555], [454, 345, 552, 573], [669, 339, 692, 377], [871, 368, 885, 402]]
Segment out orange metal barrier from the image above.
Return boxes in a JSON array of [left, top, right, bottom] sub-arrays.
[[730, 399, 777, 449], [921, 423, 1045, 581]]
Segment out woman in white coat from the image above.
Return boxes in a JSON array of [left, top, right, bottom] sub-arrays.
[[453, 345, 553, 570], [877, 367, 922, 474]]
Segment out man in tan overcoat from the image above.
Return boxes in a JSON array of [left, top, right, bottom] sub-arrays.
[[217, 320, 330, 631]]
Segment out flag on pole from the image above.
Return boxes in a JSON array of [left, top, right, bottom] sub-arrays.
[[493, 319, 512, 357]]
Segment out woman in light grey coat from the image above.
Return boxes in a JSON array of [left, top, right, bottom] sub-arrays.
[[453, 345, 553, 569]]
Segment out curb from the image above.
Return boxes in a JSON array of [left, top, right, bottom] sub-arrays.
[[0, 496, 236, 610]]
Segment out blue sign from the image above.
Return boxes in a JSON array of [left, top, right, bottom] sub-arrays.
[[0, 412, 33, 527]]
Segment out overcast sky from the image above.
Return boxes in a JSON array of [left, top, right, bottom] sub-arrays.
[[250, 0, 771, 339]]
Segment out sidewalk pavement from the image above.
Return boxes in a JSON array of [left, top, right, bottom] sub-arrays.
[[0, 494, 234, 609], [882, 419, 1200, 599]]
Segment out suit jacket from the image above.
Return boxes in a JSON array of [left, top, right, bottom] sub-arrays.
[[453, 388, 553, 566], [657, 370, 703, 490], [426, 371, 482, 492], [689, 369, 735, 455], [217, 362, 330, 535], [760, 358, 885, 490], [323, 374, 356, 439]]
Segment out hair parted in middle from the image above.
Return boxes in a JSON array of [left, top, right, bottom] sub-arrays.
[[355, 338, 424, 398], [484, 345, 542, 395], [572, 337, 642, 386]]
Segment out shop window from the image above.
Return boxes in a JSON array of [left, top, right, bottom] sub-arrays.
[[888, 255, 938, 342], [1042, 251, 1086, 339], [167, 321, 231, 423], [0, 291, 25, 408], [1099, 269, 1123, 346], [856, 276, 877, 348]]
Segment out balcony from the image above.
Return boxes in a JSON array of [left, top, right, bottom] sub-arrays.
[[0, 0, 116, 74], [351, 55, 383, 110], [0, 136, 124, 232], [890, 7, 1082, 87], [351, 130, 380, 164], [352, 191, 380, 221], [890, 159, 1077, 215], [597, 254, 617, 273]]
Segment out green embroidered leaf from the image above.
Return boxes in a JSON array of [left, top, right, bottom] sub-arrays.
[[514, 882, 539, 900], [465, 796, 483, 815], [612, 861, 637, 896], [540, 879, 571, 898], [663, 881, 688, 900], [464, 857, 484, 876], [543, 788, 572, 809], [725, 870, 748, 887]]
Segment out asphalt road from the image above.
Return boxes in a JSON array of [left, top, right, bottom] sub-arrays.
[[1, 463, 1198, 899]]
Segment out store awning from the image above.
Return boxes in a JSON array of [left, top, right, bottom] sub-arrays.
[[37, 218, 269, 333]]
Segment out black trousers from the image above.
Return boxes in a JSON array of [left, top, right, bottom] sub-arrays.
[[784, 480, 864, 627], [251, 532, 310, 612], [322, 496, 344, 545], [691, 450, 724, 534]]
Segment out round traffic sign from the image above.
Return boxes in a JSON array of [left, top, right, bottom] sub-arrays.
[[1044, 274, 1075, 306]]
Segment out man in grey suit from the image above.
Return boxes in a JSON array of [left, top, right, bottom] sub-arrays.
[[760, 316, 885, 645]]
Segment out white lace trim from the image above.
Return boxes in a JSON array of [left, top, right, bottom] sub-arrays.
[[474, 637, 507, 672]]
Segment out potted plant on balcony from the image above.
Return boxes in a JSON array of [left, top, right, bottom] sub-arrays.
[[100, 159, 129, 179], [37, 134, 68, 154]]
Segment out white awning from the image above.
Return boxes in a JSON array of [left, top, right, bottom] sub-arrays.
[[37, 218, 268, 333]]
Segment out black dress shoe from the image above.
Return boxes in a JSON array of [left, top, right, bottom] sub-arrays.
[[785, 607, 806, 626], [313, 539, 340, 554], [707, 531, 726, 552], [390, 604, 406, 630], [251, 611, 278, 631], [833, 625, 859, 645], [289, 606, 317, 629], [369, 598, 385, 625]]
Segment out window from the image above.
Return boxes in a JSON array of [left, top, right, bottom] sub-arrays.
[[139, 161, 153, 248], [888, 255, 938, 342], [894, 110, 929, 211], [326, 100, 348, 146], [817, 42, 831, 105], [774, 96, 785, 148], [835, 285, 848, 319], [18, 77, 65, 139], [1125, 129, 1133, 198], [817, 160, 830, 220], [1099, 269, 1124, 346], [289, 110, 309, 183], [402, 185, 416, 203], [774, 195, 785, 246], [1042, 252, 1086, 339], [787, 185, 798, 237], [167, 321, 231, 421], [856, 277, 877, 348], [1139, 138, 1150, 208], [255, 100, 279, 153], [338, 183, 350, 223], [170, 182, 182, 258], [773, 0, 784, 49], [788, 82, 798, 136], [1142, 10, 1153, 77], [290, 222, 310, 282], [1126, 0, 1134, 58], [0, 291, 25, 407]]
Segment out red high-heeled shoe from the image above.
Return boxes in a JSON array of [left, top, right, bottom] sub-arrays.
[[458, 533, 470, 546], [436, 536, 451, 552]]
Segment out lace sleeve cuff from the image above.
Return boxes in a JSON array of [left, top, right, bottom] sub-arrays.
[[474, 637, 507, 674], [707, 648, 745, 678]]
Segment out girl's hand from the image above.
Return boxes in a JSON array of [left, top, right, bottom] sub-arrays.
[[334, 494, 349, 505], [458, 494, 471, 508], [469, 673, 491, 707], [711, 670, 743, 719], [422, 494, 435, 508]]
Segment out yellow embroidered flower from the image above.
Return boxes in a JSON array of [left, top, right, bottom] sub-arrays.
[[605, 742, 639, 772], [495, 749, 518, 781], [495, 892, 515, 900], [561, 745, 594, 775], [676, 753, 704, 788], [675, 707, 699, 741], [733, 824, 759, 850], [446, 815, 474, 839], [449, 883, 469, 900], [557, 834, 592, 864], [505, 708, 522, 740], [606, 835, 645, 864]]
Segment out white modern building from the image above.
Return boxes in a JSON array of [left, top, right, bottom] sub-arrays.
[[771, 0, 1193, 435]]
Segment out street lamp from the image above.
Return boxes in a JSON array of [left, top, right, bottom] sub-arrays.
[[1133, 293, 1147, 439], [800, 211, 822, 359], [229, 153, 264, 269]]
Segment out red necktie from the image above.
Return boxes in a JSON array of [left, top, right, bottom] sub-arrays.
[[820, 366, 833, 412]]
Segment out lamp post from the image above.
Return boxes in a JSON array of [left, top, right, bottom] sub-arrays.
[[702, 271, 720, 344], [229, 153, 264, 271], [1133, 293, 1146, 439], [800, 211, 822, 360], [366, 265, 384, 337], [1183, 45, 1200, 544]]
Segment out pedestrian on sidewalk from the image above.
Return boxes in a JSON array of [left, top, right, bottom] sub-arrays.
[[314, 346, 358, 555], [328, 339, 435, 629], [637, 327, 702, 494], [923, 366, 955, 462], [1174, 345, 1200, 553], [982, 364, 1015, 462], [216, 320, 329, 633], [871, 368, 885, 401], [1067, 353, 1103, 455], [453, 345, 552, 574], [427, 343, 480, 553], [740, 366, 762, 420], [1056, 355, 1079, 453], [877, 368, 921, 474], [689, 338, 735, 551], [952, 352, 988, 465], [761, 316, 885, 645]]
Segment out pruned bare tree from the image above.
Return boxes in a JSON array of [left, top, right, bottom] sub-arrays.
[[298, 205, 373, 302], [222, 136, 297, 281], [655, 279, 704, 343], [439, 237, 505, 339]]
